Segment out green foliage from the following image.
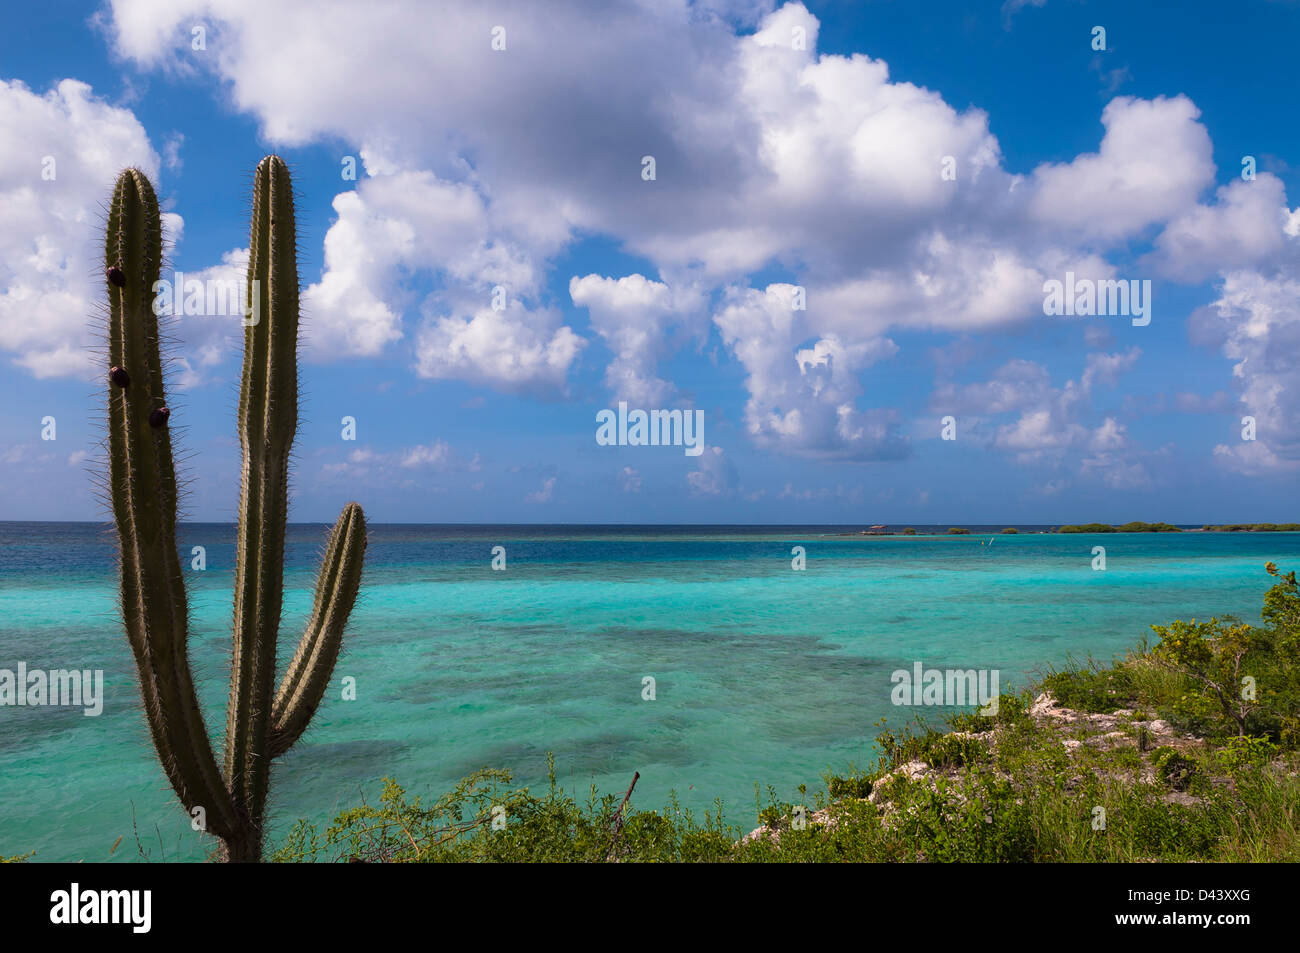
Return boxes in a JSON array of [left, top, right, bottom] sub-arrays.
[[827, 775, 873, 800], [1111, 748, 1143, 772], [758, 803, 794, 829], [274, 756, 736, 863], [1058, 562, 1300, 752], [1213, 735, 1280, 778], [1150, 616, 1266, 738], [1114, 797, 1221, 858], [889, 773, 1039, 862], [105, 160, 367, 862], [947, 527, 970, 535], [1041, 664, 1137, 713], [275, 718, 1300, 863], [1000, 527, 1019, 534], [1262, 562, 1300, 642], [874, 722, 989, 772], [1214, 768, 1300, 860], [1204, 523, 1300, 532], [901, 527, 917, 535], [273, 770, 529, 862], [1151, 747, 1198, 791], [947, 692, 1030, 734]]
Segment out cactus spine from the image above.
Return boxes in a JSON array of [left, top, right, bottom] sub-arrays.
[[105, 157, 366, 862]]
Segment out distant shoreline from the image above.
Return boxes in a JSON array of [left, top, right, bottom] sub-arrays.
[[829, 521, 1300, 537]]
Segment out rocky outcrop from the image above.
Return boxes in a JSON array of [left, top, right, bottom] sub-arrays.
[[740, 692, 1212, 846]]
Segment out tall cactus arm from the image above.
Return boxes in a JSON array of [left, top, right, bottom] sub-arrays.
[[225, 156, 300, 839], [105, 157, 367, 862], [106, 169, 238, 839], [269, 502, 367, 759]]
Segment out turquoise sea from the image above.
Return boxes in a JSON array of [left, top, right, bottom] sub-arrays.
[[2, 521, 1298, 862]]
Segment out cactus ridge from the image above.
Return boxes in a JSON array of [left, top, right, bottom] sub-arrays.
[[104, 157, 366, 862]]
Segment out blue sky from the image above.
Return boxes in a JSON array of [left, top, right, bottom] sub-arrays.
[[2, 0, 1299, 523]]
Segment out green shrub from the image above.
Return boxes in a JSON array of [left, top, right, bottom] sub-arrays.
[[758, 803, 794, 830], [1150, 616, 1267, 738], [1214, 735, 1279, 777], [1151, 747, 1198, 791], [1041, 665, 1137, 713], [1119, 798, 1220, 858], [890, 773, 1039, 862], [827, 775, 873, 800], [1112, 748, 1143, 772], [875, 722, 988, 772], [927, 734, 988, 769], [947, 693, 1030, 734], [1263, 562, 1300, 640]]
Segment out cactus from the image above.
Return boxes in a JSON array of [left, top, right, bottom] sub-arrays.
[[105, 157, 366, 862]]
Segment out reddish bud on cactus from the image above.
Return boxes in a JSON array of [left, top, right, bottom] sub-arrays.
[[107, 266, 126, 287], [149, 407, 170, 428], [109, 366, 130, 388]]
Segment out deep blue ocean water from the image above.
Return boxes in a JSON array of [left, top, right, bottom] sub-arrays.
[[3, 521, 1298, 861]]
